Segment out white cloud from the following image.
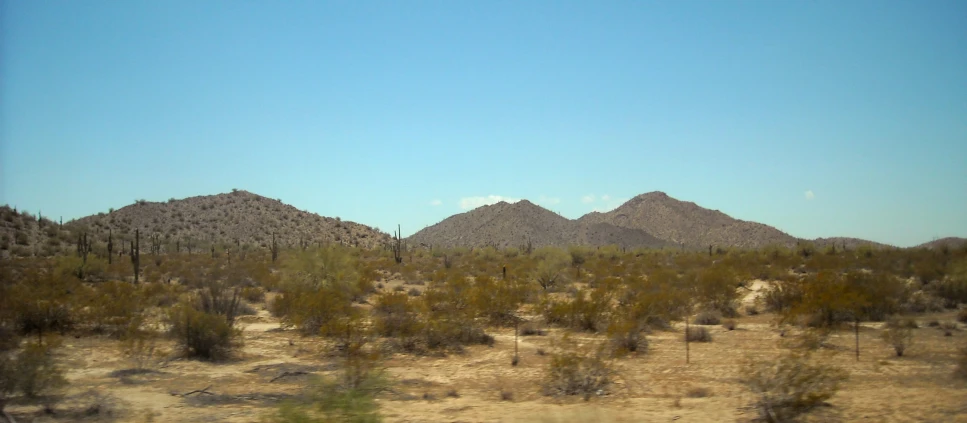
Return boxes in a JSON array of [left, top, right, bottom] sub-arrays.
[[591, 197, 627, 213], [600, 194, 610, 201], [804, 190, 815, 200], [537, 195, 561, 206], [429, 199, 442, 206], [459, 195, 520, 210], [580, 195, 596, 204]]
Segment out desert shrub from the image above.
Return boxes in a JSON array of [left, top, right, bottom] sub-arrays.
[[83, 280, 144, 335], [881, 321, 913, 357], [469, 275, 530, 326], [902, 291, 946, 314], [422, 317, 493, 352], [371, 292, 422, 339], [606, 318, 648, 357], [270, 368, 388, 423], [241, 286, 266, 303], [957, 309, 967, 323], [407, 287, 420, 297], [685, 327, 712, 343], [7, 267, 77, 339], [762, 279, 803, 313], [532, 248, 570, 291], [519, 322, 545, 336], [740, 352, 847, 423], [272, 248, 361, 335], [692, 311, 721, 325], [2, 340, 68, 401], [692, 265, 741, 316], [933, 259, 967, 305], [166, 304, 241, 361], [722, 320, 737, 331], [542, 348, 613, 399], [197, 278, 243, 327]]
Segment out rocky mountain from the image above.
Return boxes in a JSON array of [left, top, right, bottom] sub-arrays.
[[1, 190, 391, 257], [577, 192, 797, 249], [407, 200, 576, 249], [407, 191, 910, 251]]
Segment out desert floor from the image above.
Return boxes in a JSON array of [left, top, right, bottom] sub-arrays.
[[6, 296, 967, 423]]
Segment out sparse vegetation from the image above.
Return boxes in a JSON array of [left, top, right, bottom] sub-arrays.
[[740, 352, 848, 423]]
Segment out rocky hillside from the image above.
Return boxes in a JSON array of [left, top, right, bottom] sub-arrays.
[[577, 192, 797, 249], [407, 191, 908, 250], [408, 200, 576, 249], [0, 190, 391, 257], [914, 237, 967, 251]]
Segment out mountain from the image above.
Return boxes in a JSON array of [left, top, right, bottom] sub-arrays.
[[407, 191, 909, 250], [407, 200, 576, 249], [577, 192, 798, 249], [0, 190, 390, 257]]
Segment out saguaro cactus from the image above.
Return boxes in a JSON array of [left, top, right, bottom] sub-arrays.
[[131, 229, 141, 284], [107, 229, 114, 264], [393, 224, 403, 264], [271, 233, 279, 262]]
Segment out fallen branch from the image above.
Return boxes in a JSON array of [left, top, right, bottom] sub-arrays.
[[181, 385, 214, 397], [270, 371, 308, 382], [2, 409, 17, 423]]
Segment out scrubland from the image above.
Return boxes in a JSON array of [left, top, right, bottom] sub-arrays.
[[2, 242, 966, 422]]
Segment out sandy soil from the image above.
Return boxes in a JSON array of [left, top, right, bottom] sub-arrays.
[[7, 300, 967, 423]]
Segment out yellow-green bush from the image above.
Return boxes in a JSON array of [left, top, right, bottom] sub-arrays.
[[166, 303, 241, 361]]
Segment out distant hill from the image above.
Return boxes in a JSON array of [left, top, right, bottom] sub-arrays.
[[809, 237, 895, 251], [407, 200, 576, 249], [407, 191, 918, 251], [914, 237, 967, 251], [0, 190, 390, 258], [577, 192, 798, 249]]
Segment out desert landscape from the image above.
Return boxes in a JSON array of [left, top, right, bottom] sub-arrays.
[[1, 192, 966, 423]]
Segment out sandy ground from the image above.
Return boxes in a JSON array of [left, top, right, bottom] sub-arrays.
[[7, 297, 967, 423]]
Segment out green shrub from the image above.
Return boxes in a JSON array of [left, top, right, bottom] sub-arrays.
[[166, 304, 240, 361], [0, 340, 67, 406], [740, 352, 847, 423], [606, 318, 648, 357], [542, 347, 613, 399]]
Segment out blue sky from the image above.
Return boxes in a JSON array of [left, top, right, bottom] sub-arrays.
[[1, 0, 965, 247]]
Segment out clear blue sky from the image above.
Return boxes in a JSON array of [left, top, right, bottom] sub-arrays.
[[2, 0, 965, 247]]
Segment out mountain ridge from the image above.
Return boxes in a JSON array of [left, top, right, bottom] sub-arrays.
[[407, 191, 907, 250]]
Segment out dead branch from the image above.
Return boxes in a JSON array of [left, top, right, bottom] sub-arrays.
[[181, 385, 214, 397], [270, 371, 308, 382]]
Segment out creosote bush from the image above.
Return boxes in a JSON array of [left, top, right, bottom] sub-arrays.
[[692, 310, 721, 326], [685, 327, 712, 343], [166, 303, 241, 361], [542, 346, 613, 400], [740, 352, 847, 423], [882, 319, 914, 357]]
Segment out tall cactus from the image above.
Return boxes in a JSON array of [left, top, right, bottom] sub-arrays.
[[107, 229, 114, 264], [393, 224, 403, 264], [131, 229, 140, 284], [271, 233, 279, 262]]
